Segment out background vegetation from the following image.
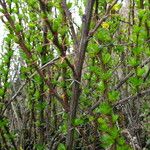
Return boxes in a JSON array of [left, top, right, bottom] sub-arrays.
[[0, 0, 150, 149]]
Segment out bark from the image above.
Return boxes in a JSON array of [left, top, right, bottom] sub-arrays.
[[66, 0, 95, 149]]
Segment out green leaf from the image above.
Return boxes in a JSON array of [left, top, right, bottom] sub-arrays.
[[133, 25, 141, 33], [0, 8, 4, 13], [98, 118, 109, 131], [53, 18, 61, 31], [34, 75, 42, 84], [114, 45, 124, 52], [108, 90, 120, 102], [98, 117, 106, 124], [88, 66, 101, 74], [59, 123, 67, 134], [16, 23, 23, 32], [98, 103, 112, 114], [137, 67, 145, 76], [109, 127, 119, 139], [4, 36, 11, 43], [132, 47, 142, 55], [0, 88, 4, 97], [0, 118, 8, 128], [128, 57, 139, 67], [117, 137, 126, 146], [99, 124, 109, 131], [34, 144, 45, 150], [102, 52, 111, 64], [138, 9, 146, 18], [67, 2, 72, 9], [34, 90, 40, 99], [112, 114, 119, 122], [129, 77, 143, 87], [97, 28, 111, 42], [29, 23, 35, 28], [3, 55, 9, 64], [116, 144, 132, 150], [57, 143, 66, 150], [73, 118, 84, 126], [37, 45, 43, 53], [59, 26, 68, 36], [98, 81, 105, 92], [88, 116, 94, 122], [35, 102, 47, 110], [88, 43, 100, 57], [101, 134, 115, 148], [102, 71, 112, 81], [18, 14, 23, 19], [13, 0, 18, 3], [83, 73, 90, 80]]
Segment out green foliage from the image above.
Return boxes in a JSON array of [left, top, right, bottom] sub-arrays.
[[102, 52, 111, 64], [97, 102, 112, 114], [108, 90, 120, 102], [128, 56, 140, 67], [112, 114, 119, 123], [57, 143, 66, 150], [129, 77, 143, 87], [0, 88, 4, 97], [100, 133, 115, 148], [98, 81, 105, 92], [34, 144, 45, 150], [97, 28, 111, 42], [73, 118, 84, 126], [0, 0, 149, 149], [0, 118, 8, 128], [137, 67, 145, 76]]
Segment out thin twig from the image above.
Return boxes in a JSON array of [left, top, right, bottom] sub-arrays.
[[1, 54, 73, 115], [114, 88, 150, 106], [88, 0, 119, 38], [61, 0, 79, 47], [114, 57, 150, 90]]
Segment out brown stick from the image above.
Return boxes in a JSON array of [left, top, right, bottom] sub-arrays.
[[66, 0, 95, 149]]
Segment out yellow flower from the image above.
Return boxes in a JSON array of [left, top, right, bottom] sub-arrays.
[[102, 22, 109, 29], [112, 4, 121, 11]]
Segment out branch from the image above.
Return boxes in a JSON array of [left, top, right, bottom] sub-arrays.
[[87, 87, 150, 114], [87, 57, 150, 113], [114, 88, 150, 106], [1, 54, 74, 115], [76, 0, 96, 77], [38, 0, 63, 50], [88, 0, 119, 38], [38, 0, 75, 73], [88, 15, 110, 38], [0, 0, 71, 112], [1, 80, 27, 116], [114, 57, 150, 90], [61, 0, 79, 47], [66, 0, 96, 149]]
